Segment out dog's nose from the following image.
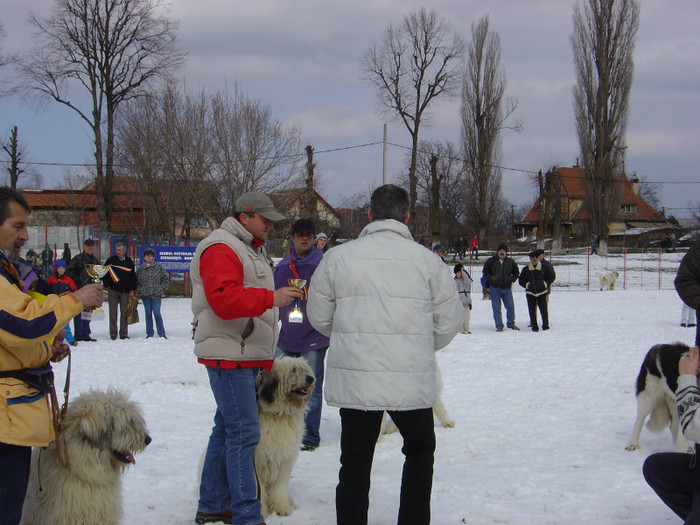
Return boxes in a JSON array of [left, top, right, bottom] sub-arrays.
[[306, 375, 314, 384], [145, 434, 152, 446]]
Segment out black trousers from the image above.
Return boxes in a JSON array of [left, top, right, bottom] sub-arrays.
[[0, 442, 31, 525], [337, 408, 435, 525], [526, 294, 549, 330], [644, 451, 700, 524]]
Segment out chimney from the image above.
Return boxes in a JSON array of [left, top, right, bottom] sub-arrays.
[[630, 172, 639, 196]]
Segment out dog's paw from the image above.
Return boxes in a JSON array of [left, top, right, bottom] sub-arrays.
[[625, 443, 639, 451], [441, 420, 455, 428]]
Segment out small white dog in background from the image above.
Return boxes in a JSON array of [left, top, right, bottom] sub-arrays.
[[599, 271, 620, 291], [21, 389, 151, 525], [255, 356, 315, 518], [381, 362, 454, 435]]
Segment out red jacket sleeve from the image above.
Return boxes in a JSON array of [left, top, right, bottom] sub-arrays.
[[200, 243, 274, 320]]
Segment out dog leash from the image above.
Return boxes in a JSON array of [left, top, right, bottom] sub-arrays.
[[51, 348, 72, 469]]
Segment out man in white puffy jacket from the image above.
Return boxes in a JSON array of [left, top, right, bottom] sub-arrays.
[[307, 184, 463, 525]]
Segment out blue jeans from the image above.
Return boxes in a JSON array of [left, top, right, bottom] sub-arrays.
[[142, 297, 166, 337], [198, 367, 264, 525], [490, 286, 515, 329], [275, 346, 327, 447]]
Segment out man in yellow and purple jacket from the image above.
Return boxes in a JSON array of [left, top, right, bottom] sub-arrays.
[[0, 187, 103, 525]]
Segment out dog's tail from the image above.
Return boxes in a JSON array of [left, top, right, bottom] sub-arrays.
[[647, 404, 671, 433]]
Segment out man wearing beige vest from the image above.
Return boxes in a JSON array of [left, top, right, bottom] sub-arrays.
[[190, 191, 301, 525]]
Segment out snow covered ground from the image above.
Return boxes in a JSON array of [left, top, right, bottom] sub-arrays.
[[49, 250, 696, 524]]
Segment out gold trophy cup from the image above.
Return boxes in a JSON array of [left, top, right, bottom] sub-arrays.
[[287, 278, 306, 324], [82, 264, 109, 318]]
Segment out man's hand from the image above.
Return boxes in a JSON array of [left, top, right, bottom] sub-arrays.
[[50, 339, 70, 363], [73, 283, 103, 308], [679, 346, 700, 375], [273, 287, 303, 307]]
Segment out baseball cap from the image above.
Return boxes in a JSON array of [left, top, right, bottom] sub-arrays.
[[234, 192, 285, 222]]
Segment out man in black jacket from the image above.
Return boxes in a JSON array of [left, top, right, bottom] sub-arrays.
[[675, 239, 700, 347], [104, 241, 137, 340], [67, 238, 100, 341], [482, 242, 520, 331], [519, 250, 556, 332]]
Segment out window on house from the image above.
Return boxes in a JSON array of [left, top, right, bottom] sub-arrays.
[[620, 205, 637, 214]]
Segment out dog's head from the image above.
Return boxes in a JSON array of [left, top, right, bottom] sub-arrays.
[[64, 388, 151, 477], [256, 356, 315, 415], [611, 271, 619, 279]]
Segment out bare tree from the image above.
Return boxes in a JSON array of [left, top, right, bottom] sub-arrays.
[[633, 173, 662, 210], [362, 7, 465, 233], [460, 14, 520, 243], [209, 84, 302, 214], [397, 139, 465, 247], [20, 0, 186, 232], [1, 126, 42, 189], [0, 22, 17, 96], [572, 0, 640, 254]]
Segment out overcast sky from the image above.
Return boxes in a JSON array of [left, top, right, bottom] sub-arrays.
[[0, 0, 698, 218]]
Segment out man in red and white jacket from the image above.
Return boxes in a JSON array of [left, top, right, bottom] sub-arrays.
[[189, 191, 301, 525]]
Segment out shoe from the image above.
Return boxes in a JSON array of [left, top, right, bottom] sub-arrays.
[[543, 326, 550, 331], [159, 335, 167, 339], [84, 336, 97, 342], [111, 336, 117, 340], [300, 442, 318, 451], [496, 327, 503, 332], [509, 325, 520, 331], [146, 335, 152, 339], [120, 336, 129, 340], [682, 323, 688, 327], [460, 330, 468, 334], [69, 341, 78, 346], [532, 327, 539, 332], [690, 324, 697, 328], [194, 509, 232, 524]]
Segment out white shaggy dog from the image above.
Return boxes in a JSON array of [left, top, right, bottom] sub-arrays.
[[626, 343, 692, 453], [255, 356, 315, 518], [382, 362, 454, 435], [599, 270, 620, 291], [21, 389, 151, 525]]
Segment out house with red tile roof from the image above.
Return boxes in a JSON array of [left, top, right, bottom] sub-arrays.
[[516, 166, 677, 246]]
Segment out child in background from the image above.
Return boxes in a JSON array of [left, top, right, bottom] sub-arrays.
[[46, 260, 78, 346], [454, 263, 473, 334], [682, 302, 697, 328]]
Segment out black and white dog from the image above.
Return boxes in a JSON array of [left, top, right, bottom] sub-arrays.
[[626, 342, 693, 452]]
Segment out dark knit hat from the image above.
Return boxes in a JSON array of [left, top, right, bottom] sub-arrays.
[[432, 244, 443, 252], [454, 263, 463, 275], [497, 243, 508, 252], [291, 218, 316, 236]]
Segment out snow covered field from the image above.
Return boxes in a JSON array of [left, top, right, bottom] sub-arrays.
[[49, 250, 696, 524]]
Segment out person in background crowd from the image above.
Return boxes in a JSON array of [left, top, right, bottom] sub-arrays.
[[482, 243, 520, 332], [316, 232, 328, 252], [46, 259, 78, 345], [103, 242, 137, 340], [136, 248, 169, 339], [590, 232, 599, 256], [432, 243, 445, 262], [454, 263, 473, 334], [470, 235, 479, 260], [307, 184, 463, 525], [67, 238, 100, 342], [0, 186, 102, 525], [190, 191, 301, 525], [61, 242, 71, 263], [274, 218, 330, 451]]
